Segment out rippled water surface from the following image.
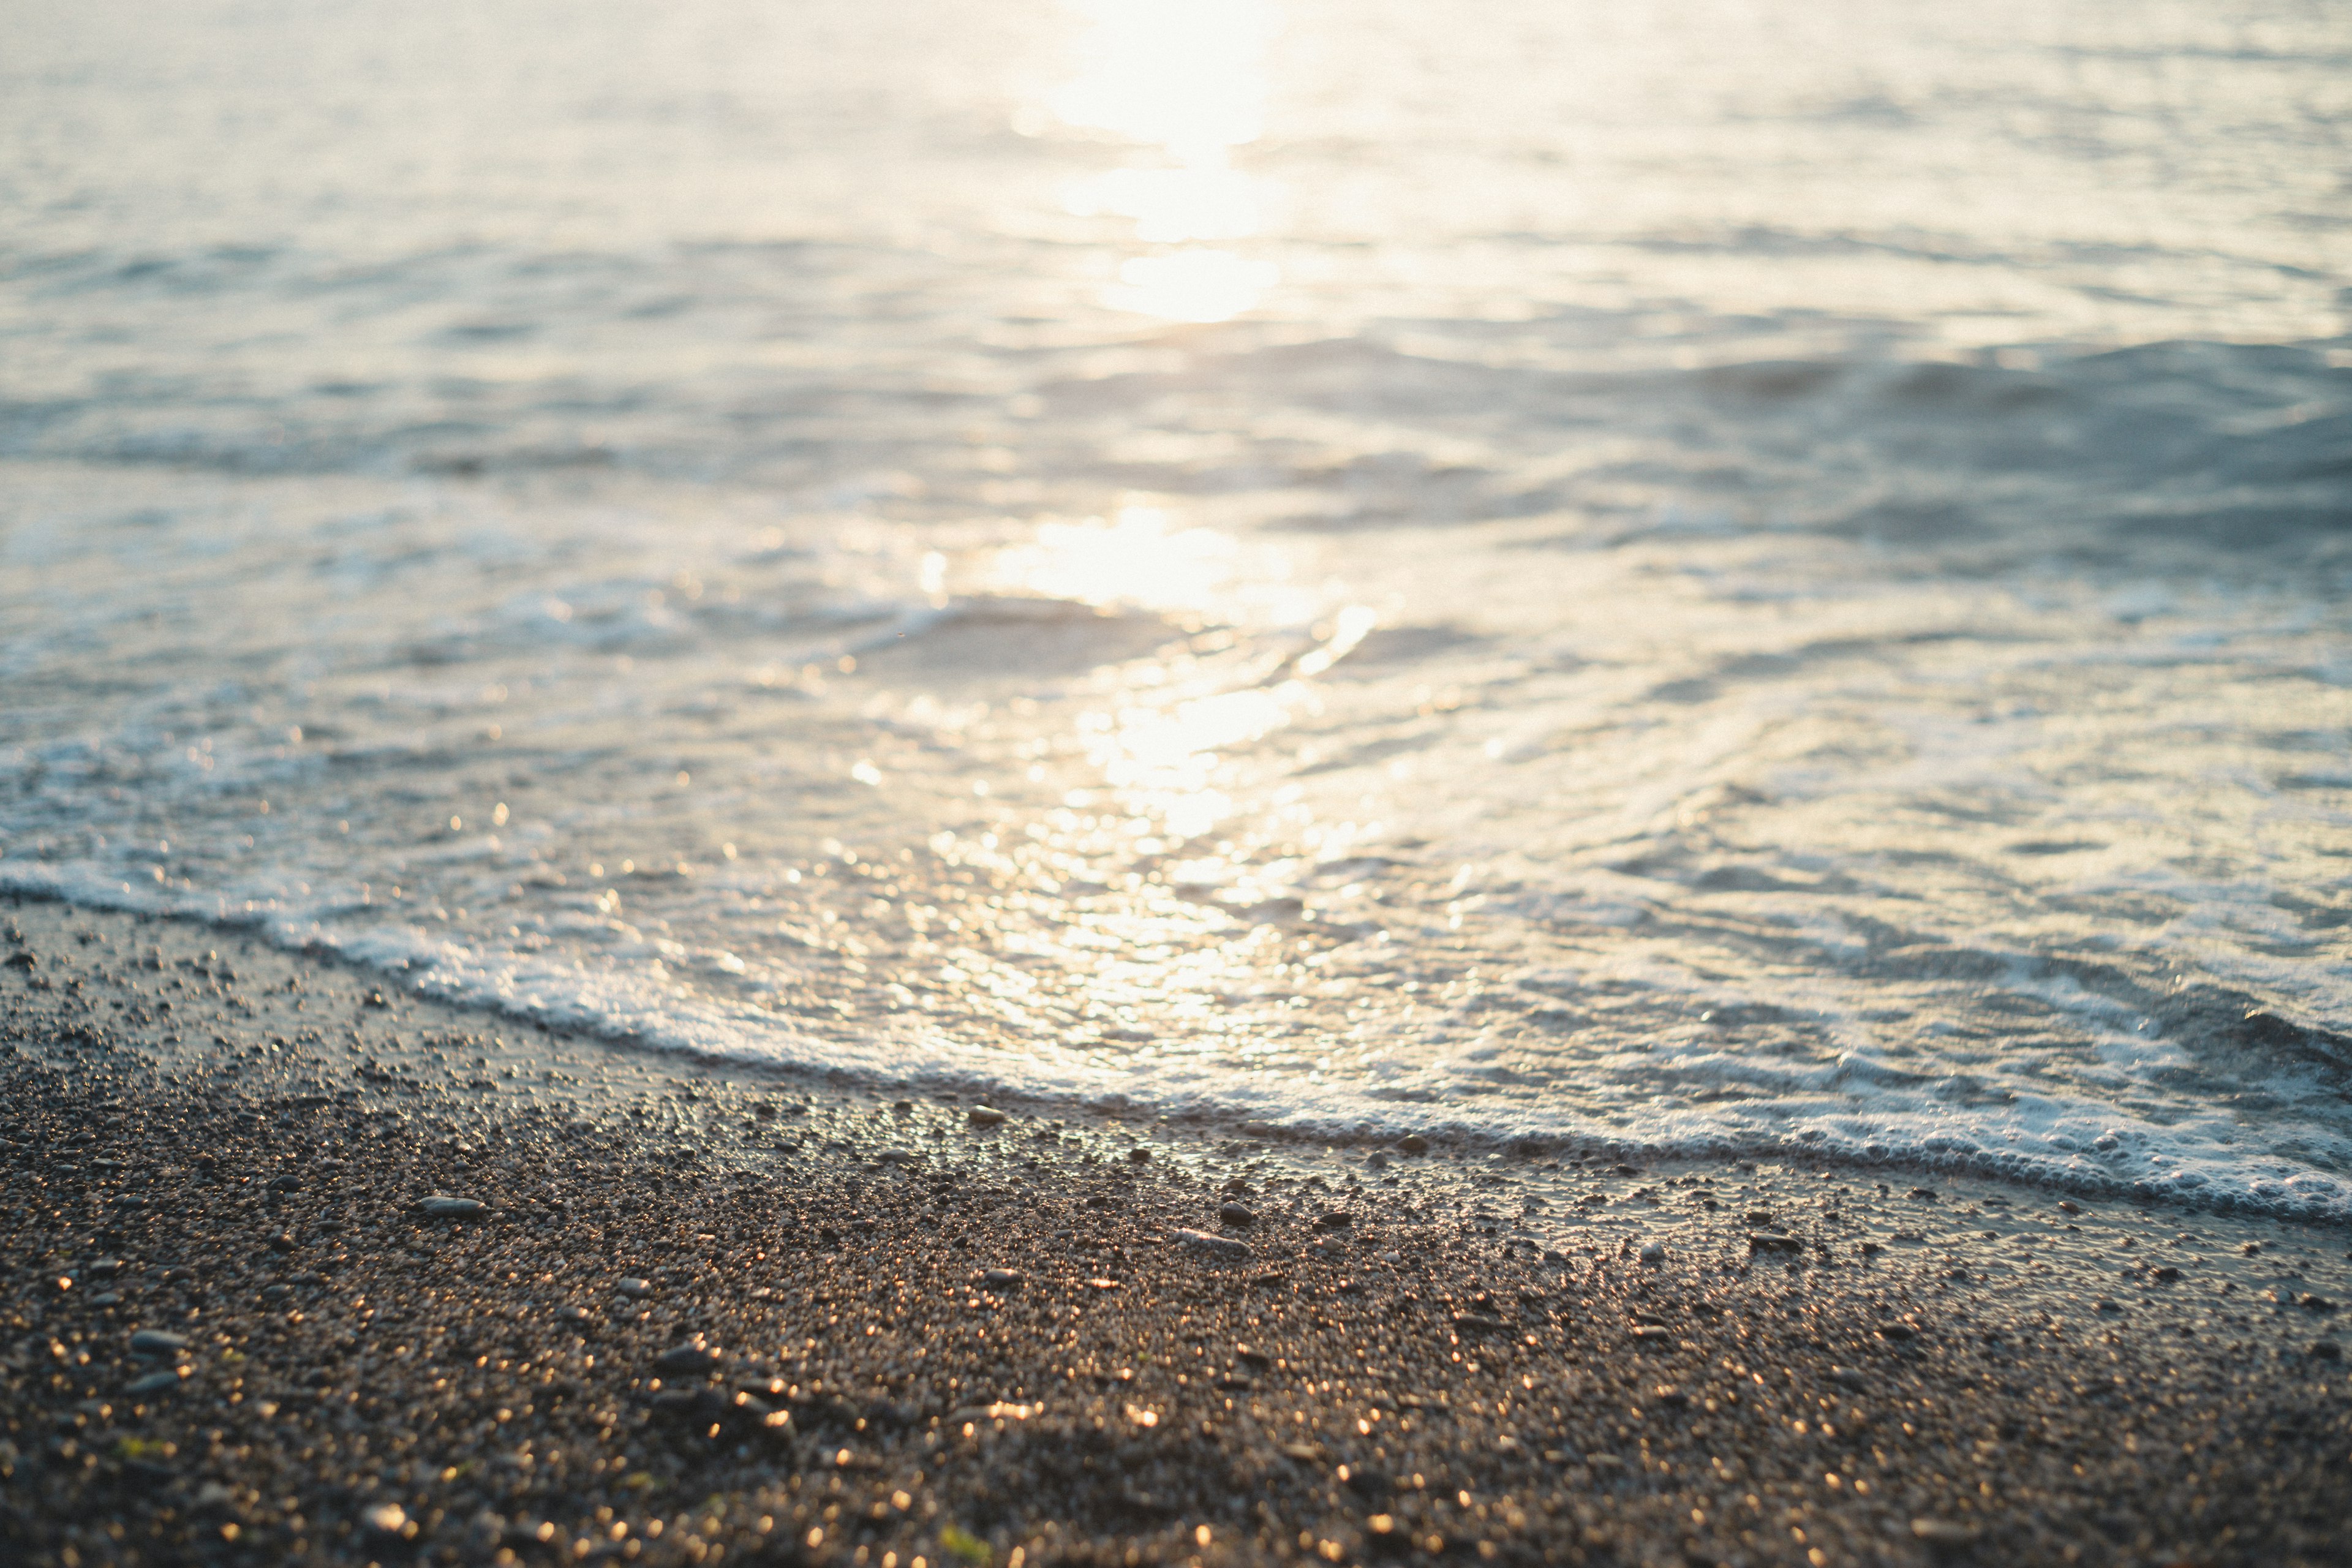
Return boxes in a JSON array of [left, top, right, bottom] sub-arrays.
[[5, 0, 2351, 1212]]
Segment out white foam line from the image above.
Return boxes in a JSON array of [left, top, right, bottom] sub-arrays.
[[6, 860, 2347, 1224]]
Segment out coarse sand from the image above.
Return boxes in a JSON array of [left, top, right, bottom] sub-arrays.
[[3, 895, 2348, 1567]]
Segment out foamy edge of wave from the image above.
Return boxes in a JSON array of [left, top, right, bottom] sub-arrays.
[[6, 859, 2346, 1224]]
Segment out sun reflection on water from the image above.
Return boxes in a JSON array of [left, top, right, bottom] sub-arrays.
[[1048, 0, 1281, 322]]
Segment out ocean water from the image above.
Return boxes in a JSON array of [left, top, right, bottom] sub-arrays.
[[5, 0, 2351, 1213]]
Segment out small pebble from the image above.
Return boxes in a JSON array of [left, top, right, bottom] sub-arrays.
[[1638, 1242, 1665, 1264], [982, 1268, 1025, 1288], [129, 1330, 188, 1359], [366, 1504, 410, 1537], [1218, 1202, 1256, 1227], [417, 1195, 485, 1218], [616, 1278, 654, 1297], [655, 1340, 723, 1374], [1911, 1518, 1980, 1544], [967, 1106, 1006, 1126], [124, 1370, 183, 1396], [1313, 1211, 1351, 1231], [1398, 1134, 1428, 1155], [1171, 1227, 1250, 1261]]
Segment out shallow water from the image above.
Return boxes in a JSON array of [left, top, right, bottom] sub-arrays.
[[4, 0, 2350, 1213]]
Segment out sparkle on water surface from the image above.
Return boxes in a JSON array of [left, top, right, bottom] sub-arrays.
[[0, 0, 2348, 1213]]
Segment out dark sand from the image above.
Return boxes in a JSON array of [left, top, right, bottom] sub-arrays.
[[4, 895, 2349, 1568]]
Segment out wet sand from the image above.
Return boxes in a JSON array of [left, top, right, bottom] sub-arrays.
[[3, 895, 2349, 1568]]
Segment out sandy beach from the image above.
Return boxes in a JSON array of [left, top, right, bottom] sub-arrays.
[[2, 894, 2348, 1568]]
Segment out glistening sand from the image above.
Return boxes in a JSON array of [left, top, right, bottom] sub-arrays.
[[4, 897, 2348, 1568]]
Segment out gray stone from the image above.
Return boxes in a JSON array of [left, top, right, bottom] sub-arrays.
[[129, 1330, 188, 1359], [417, 1196, 485, 1218], [1172, 1228, 1250, 1261], [656, 1339, 723, 1374]]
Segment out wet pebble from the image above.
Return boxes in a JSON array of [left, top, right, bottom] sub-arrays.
[[982, 1268, 1025, 1289], [967, 1106, 1006, 1127], [1218, 1201, 1256, 1227], [129, 1329, 187, 1359]]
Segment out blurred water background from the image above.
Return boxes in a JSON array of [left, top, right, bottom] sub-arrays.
[[4, 0, 2351, 1211]]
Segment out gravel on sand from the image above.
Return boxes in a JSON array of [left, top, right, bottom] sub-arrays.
[[4, 896, 2351, 1568]]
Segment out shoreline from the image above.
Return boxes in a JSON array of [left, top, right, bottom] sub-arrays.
[[4, 895, 2350, 1567], [1, 881, 2341, 1229]]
